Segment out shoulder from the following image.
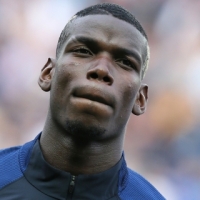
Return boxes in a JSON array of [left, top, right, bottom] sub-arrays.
[[0, 135, 39, 191], [0, 146, 23, 190], [119, 167, 165, 200]]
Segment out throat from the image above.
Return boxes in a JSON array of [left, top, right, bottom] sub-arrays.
[[66, 151, 116, 175], [40, 133, 122, 175]]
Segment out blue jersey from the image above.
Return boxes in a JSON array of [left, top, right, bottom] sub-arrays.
[[0, 134, 165, 199]]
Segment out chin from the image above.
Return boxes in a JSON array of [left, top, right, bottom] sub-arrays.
[[65, 119, 106, 141]]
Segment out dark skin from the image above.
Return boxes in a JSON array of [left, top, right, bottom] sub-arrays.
[[38, 15, 148, 175]]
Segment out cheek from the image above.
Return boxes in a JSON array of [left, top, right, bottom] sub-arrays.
[[117, 77, 140, 114], [49, 65, 73, 103], [54, 60, 82, 86], [125, 83, 138, 101], [50, 60, 85, 105], [112, 81, 137, 130], [121, 76, 139, 100], [122, 89, 134, 113]]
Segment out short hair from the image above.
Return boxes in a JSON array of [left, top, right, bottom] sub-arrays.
[[56, 3, 150, 79]]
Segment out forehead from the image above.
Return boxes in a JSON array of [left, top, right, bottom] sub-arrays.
[[64, 14, 147, 59]]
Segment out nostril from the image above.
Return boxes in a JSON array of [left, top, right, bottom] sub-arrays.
[[103, 77, 110, 82], [90, 73, 98, 79], [87, 69, 113, 85]]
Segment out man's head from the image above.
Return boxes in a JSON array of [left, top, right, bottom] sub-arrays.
[[56, 3, 150, 79], [38, 3, 149, 141]]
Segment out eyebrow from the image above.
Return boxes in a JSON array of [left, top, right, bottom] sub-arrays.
[[66, 35, 142, 65]]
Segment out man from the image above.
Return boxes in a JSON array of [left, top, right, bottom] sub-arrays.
[[0, 3, 165, 200]]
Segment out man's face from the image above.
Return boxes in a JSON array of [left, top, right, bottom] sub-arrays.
[[40, 14, 148, 140]]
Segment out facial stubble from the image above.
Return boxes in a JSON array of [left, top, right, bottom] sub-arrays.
[[65, 119, 106, 142]]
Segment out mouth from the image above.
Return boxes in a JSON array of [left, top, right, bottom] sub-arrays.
[[77, 94, 110, 106], [73, 87, 114, 108]]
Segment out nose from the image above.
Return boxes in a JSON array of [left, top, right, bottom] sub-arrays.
[[86, 58, 114, 85]]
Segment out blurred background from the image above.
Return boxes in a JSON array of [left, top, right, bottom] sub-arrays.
[[0, 0, 200, 199]]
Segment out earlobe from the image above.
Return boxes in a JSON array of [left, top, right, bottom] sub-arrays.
[[132, 84, 148, 116], [38, 58, 55, 92]]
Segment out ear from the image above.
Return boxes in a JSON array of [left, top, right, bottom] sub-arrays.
[[38, 58, 55, 92], [132, 84, 148, 116]]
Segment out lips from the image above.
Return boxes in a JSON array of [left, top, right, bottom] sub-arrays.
[[73, 86, 114, 108]]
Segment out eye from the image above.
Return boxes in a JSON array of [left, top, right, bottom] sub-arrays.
[[73, 47, 92, 55], [119, 59, 132, 67], [117, 58, 135, 70]]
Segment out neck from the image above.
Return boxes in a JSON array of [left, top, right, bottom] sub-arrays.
[[40, 122, 124, 175]]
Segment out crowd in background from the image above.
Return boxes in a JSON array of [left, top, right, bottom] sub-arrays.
[[0, 0, 200, 199]]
